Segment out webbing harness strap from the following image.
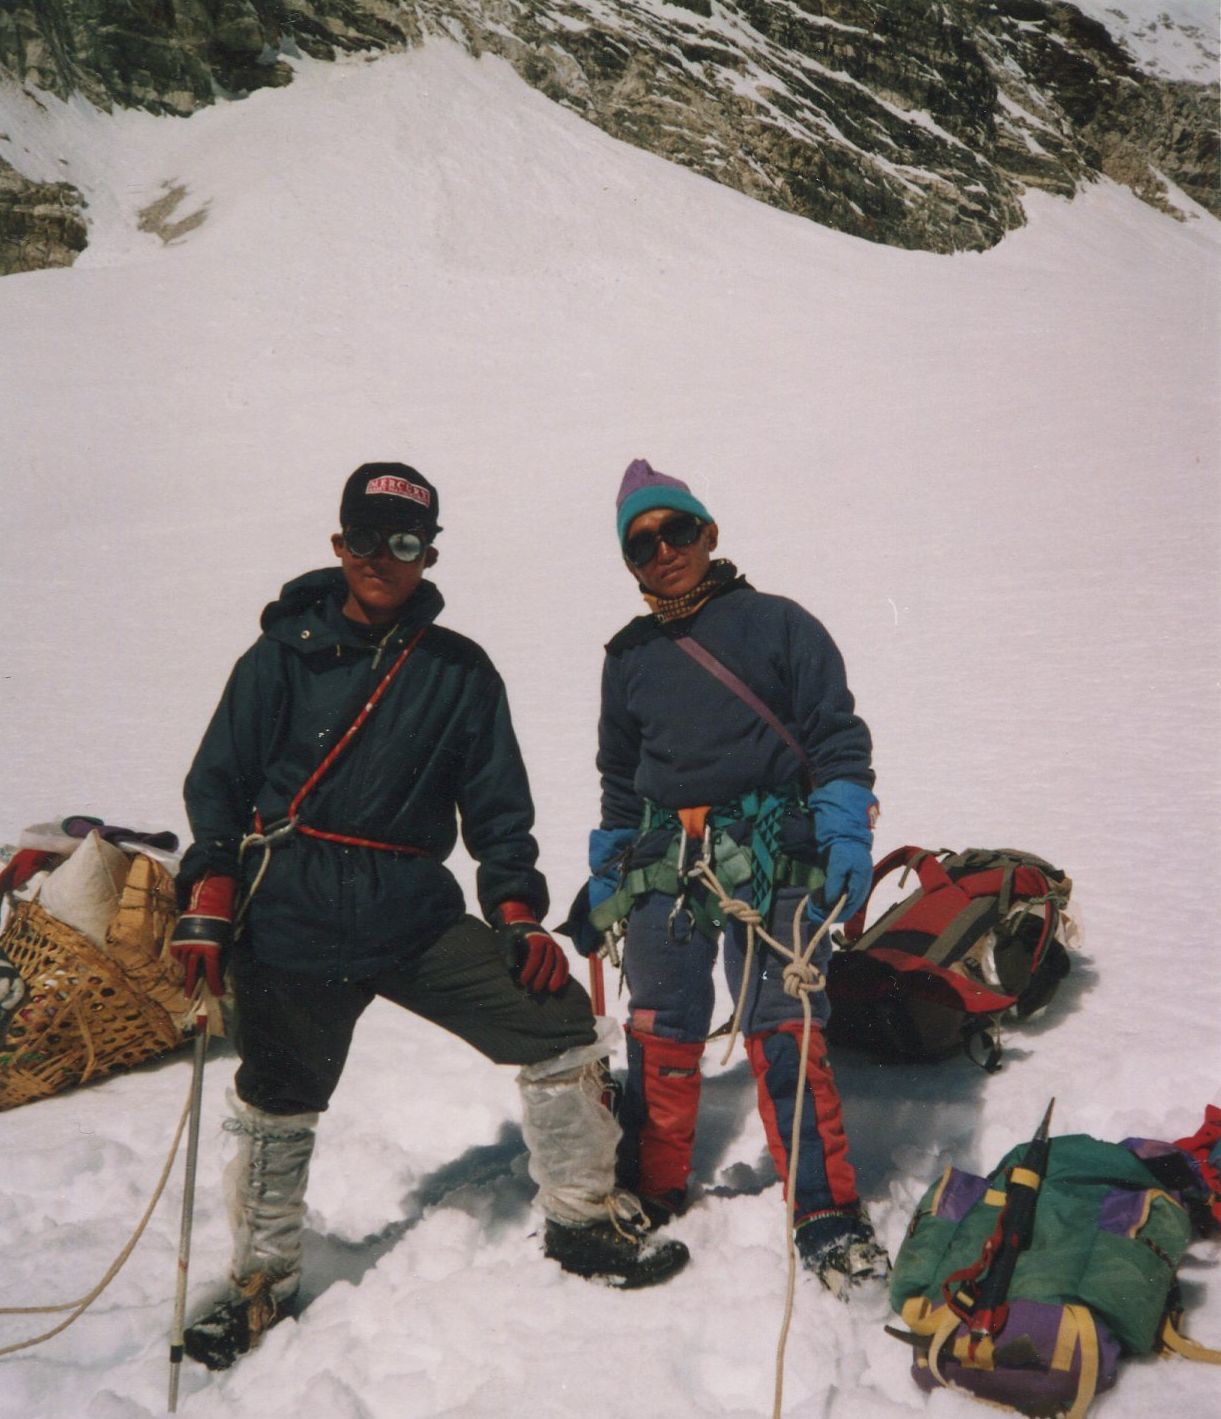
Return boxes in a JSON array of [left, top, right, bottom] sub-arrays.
[[670, 636, 813, 791], [282, 624, 430, 850], [645, 788, 800, 925], [236, 626, 431, 926], [589, 789, 823, 938]]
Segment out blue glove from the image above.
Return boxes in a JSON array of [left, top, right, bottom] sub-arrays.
[[557, 827, 637, 957], [807, 781, 878, 923], [588, 826, 636, 912]]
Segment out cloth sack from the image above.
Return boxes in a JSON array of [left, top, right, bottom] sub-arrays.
[[37, 830, 130, 948]]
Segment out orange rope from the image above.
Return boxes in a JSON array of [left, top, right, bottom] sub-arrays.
[[287, 625, 428, 822], [295, 824, 430, 854]]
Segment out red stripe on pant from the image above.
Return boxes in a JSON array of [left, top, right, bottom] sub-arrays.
[[745, 1021, 857, 1214], [628, 1027, 705, 1198]]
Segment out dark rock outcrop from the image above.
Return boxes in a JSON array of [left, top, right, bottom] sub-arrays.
[[0, 154, 87, 274], [0, 0, 1216, 274]]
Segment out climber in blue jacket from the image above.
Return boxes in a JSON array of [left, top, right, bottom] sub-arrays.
[[568, 457, 890, 1298]]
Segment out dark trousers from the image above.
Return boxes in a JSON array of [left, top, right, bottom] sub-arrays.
[[232, 914, 597, 1115], [622, 885, 833, 1041], [619, 885, 855, 1216]]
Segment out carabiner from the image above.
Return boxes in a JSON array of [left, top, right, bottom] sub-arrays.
[[667, 822, 716, 945], [667, 901, 696, 944]]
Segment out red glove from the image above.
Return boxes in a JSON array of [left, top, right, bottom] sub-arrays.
[[0, 849, 56, 896], [170, 874, 235, 997], [493, 901, 570, 994]]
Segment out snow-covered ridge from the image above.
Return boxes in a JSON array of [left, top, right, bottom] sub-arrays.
[[1, 0, 1218, 273]]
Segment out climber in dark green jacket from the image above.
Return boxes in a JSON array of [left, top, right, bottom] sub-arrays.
[[170, 462, 688, 1373], [180, 563, 546, 981]]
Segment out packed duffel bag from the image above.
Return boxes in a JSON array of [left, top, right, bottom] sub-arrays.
[[0, 852, 194, 1109]]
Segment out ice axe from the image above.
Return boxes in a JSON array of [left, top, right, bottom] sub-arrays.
[[167, 996, 217, 1412], [943, 1097, 1056, 1358]]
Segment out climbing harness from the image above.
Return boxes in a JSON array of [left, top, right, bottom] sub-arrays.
[[590, 789, 823, 952]]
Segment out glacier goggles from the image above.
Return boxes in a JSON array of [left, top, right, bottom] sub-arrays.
[[623, 511, 706, 568], [341, 526, 430, 563]]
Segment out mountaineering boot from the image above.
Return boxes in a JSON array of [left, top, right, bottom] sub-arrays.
[[617, 1029, 704, 1227], [182, 1272, 298, 1371], [794, 1204, 891, 1301], [184, 1095, 318, 1370], [543, 1206, 690, 1288], [518, 1017, 691, 1286], [635, 1186, 688, 1231]]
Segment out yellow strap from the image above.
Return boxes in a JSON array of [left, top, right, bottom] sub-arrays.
[[984, 1187, 1007, 1207], [928, 1165, 953, 1216], [1064, 1304, 1099, 1419], [901, 1296, 943, 1335], [1162, 1317, 1221, 1364], [1051, 1306, 1080, 1373], [927, 1311, 962, 1389], [1010, 1167, 1041, 1190]]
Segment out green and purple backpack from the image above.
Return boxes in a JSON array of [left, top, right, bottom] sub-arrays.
[[889, 1130, 1220, 1417]]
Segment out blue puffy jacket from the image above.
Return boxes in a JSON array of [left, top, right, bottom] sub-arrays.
[[597, 576, 873, 830]]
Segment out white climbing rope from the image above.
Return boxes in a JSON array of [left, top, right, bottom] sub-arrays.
[[686, 857, 846, 1419], [0, 1063, 197, 1357]]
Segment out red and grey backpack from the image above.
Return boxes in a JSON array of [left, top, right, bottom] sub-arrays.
[[826, 847, 1074, 1070]]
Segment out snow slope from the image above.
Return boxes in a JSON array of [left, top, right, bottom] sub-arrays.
[[0, 38, 1218, 1419], [1072, 0, 1220, 81]]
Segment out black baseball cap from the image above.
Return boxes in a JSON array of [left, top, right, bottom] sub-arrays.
[[340, 463, 441, 535]]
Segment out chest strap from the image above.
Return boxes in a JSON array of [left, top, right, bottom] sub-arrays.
[[240, 624, 433, 905]]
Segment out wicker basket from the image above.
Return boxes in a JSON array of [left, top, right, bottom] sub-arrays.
[[103, 852, 194, 1024], [0, 854, 193, 1111]]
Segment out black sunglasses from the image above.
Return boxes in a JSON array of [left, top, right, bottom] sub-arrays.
[[342, 526, 430, 563], [624, 512, 705, 569]]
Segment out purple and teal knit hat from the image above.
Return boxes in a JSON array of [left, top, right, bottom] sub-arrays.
[[615, 458, 713, 549]]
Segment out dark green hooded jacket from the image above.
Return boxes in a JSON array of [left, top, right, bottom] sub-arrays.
[[180, 568, 547, 978]]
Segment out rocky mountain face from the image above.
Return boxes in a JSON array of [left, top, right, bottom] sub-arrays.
[[0, 152, 87, 275], [0, 0, 1216, 274]]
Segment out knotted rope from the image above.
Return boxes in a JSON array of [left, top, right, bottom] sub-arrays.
[[686, 856, 845, 1419], [686, 860, 835, 1066]]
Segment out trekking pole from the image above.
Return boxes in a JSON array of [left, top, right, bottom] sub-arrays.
[[168, 1003, 212, 1412]]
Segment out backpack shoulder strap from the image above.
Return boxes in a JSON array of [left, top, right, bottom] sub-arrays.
[[840, 846, 953, 944], [671, 635, 813, 790]]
